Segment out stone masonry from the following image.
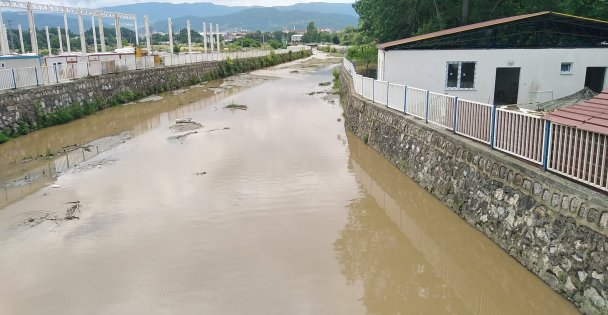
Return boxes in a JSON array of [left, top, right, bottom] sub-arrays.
[[0, 51, 311, 133], [340, 66, 608, 314]]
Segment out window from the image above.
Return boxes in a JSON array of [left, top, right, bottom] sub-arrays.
[[446, 62, 476, 89], [561, 62, 573, 74], [0, 62, 5, 68]]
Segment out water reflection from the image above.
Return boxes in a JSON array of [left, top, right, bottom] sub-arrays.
[[0, 84, 241, 208], [336, 132, 578, 315]]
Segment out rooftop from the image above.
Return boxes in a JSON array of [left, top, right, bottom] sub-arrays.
[[545, 90, 608, 135], [378, 12, 608, 50]]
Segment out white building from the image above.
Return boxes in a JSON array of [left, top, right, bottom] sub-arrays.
[[0, 54, 42, 70], [291, 34, 303, 43], [377, 12, 608, 105]]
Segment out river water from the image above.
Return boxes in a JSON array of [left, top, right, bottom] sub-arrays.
[[0, 53, 579, 314]]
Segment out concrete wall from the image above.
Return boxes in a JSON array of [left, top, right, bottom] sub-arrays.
[[0, 51, 311, 133], [341, 65, 608, 314], [380, 48, 608, 105]]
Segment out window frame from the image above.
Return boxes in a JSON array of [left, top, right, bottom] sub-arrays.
[[560, 62, 573, 75], [445, 61, 477, 90]]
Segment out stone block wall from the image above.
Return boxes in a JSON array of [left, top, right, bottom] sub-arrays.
[[340, 66, 608, 314], [0, 51, 311, 133]]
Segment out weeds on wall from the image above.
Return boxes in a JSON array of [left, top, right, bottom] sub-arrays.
[[0, 50, 312, 143]]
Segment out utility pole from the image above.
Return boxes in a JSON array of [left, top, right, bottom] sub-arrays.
[[7, 19, 14, 52]]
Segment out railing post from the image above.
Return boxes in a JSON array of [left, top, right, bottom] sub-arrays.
[[490, 105, 497, 148], [34, 67, 39, 86], [11, 69, 17, 89], [453, 97, 459, 134], [425, 90, 430, 123], [386, 82, 389, 108], [543, 120, 551, 171], [372, 79, 375, 102], [403, 86, 408, 114], [54, 64, 59, 83]]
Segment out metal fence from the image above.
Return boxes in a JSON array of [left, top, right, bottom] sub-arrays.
[[0, 46, 311, 92], [342, 58, 608, 193]]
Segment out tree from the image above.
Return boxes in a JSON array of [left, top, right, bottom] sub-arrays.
[[302, 21, 319, 43], [353, 0, 608, 43]]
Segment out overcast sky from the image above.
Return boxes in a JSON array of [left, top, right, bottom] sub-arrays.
[[43, 0, 354, 8]]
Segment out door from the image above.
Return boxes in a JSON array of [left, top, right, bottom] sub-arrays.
[[585, 67, 606, 93], [494, 68, 521, 105]]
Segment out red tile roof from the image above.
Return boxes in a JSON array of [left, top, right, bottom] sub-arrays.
[[544, 91, 608, 135], [378, 11, 608, 50]]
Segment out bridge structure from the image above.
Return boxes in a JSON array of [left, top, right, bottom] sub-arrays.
[[0, 0, 138, 55]]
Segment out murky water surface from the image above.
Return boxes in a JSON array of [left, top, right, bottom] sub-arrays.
[[0, 54, 578, 314]]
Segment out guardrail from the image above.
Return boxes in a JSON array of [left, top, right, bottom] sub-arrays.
[[342, 58, 608, 193], [0, 46, 311, 92]]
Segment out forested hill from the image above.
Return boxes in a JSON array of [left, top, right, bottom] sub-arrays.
[[353, 0, 608, 42]]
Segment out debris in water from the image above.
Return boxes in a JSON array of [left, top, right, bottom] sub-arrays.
[[206, 127, 231, 133], [170, 118, 203, 133], [224, 103, 248, 111], [290, 70, 299, 74], [51, 184, 61, 189], [337, 118, 342, 122], [194, 172, 207, 176], [319, 82, 331, 86], [168, 131, 199, 142], [65, 201, 81, 220]]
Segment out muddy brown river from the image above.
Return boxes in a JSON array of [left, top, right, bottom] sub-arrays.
[[0, 53, 579, 314]]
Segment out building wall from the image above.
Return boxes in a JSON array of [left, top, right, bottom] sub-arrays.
[[381, 48, 608, 105], [341, 65, 608, 315], [0, 57, 41, 69]]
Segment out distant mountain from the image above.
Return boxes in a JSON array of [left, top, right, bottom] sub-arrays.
[[100, 2, 249, 25], [0, 12, 103, 32], [152, 7, 357, 32], [275, 3, 357, 17]]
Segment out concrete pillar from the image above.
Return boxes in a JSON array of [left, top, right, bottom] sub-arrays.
[[91, 15, 98, 53], [98, 15, 105, 53], [64, 13, 71, 53], [209, 22, 214, 53], [18, 25, 24, 54], [78, 11, 86, 55], [186, 20, 192, 54], [45, 26, 52, 56], [57, 26, 63, 53], [115, 16, 122, 49], [134, 18, 139, 46], [168, 18, 173, 54], [0, 9, 9, 55], [27, 3, 38, 54], [202, 21, 207, 54], [216, 23, 220, 53], [144, 15, 151, 54]]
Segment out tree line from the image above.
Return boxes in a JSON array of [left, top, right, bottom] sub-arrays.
[[353, 0, 608, 42]]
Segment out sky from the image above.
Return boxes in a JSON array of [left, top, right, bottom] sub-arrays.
[[43, 0, 355, 8]]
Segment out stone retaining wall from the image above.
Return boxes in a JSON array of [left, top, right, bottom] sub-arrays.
[[0, 51, 311, 134], [340, 66, 608, 314]]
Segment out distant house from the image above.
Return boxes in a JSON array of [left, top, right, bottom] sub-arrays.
[[0, 54, 42, 70], [291, 34, 303, 43], [377, 12, 608, 105]]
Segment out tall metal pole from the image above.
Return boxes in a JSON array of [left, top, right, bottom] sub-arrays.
[[45, 25, 51, 56], [78, 10, 86, 55], [202, 21, 207, 54], [134, 18, 139, 46], [144, 15, 151, 54], [57, 26, 63, 53], [168, 18, 173, 55], [18, 24, 24, 54], [98, 15, 105, 53], [27, 2, 38, 54], [186, 20, 192, 54], [64, 12, 70, 53], [209, 22, 214, 53], [91, 15, 97, 53], [216, 23, 220, 53], [115, 15, 122, 49]]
